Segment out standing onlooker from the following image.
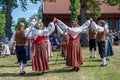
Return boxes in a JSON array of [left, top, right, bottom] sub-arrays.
[[1, 42, 10, 57]]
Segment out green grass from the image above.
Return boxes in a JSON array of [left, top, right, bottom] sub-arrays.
[[0, 46, 120, 80]]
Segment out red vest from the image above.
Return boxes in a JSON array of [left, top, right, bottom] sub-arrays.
[[69, 34, 79, 41], [34, 36, 44, 44]]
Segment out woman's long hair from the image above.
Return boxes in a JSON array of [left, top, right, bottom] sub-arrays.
[[71, 21, 79, 27], [34, 23, 42, 29]]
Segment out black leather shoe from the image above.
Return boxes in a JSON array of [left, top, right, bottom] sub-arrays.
[[90, 56, 92, 58], [100, 64, 107, 67], [75, 68, 80, 72], [41, 71, 44, 75], [20, 71, 26, 75]]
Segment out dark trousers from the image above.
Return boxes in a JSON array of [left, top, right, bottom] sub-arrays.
[[89, 39, 97, 51], [16, 46, 26, 64], [97, 41, 106, 58]]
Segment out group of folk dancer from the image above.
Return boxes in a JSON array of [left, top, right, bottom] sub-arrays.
[[9, 16, 114, 75]]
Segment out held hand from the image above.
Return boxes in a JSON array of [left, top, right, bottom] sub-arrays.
[[89, 18, 93, 23], [53, 17, 58, 22], [54, 22, 58, 27], [34, 16, 37, 21]]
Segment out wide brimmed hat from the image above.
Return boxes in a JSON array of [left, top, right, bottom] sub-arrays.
[[98, 20, 106, 24]]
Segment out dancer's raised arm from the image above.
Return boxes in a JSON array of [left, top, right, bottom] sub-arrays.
[[32, 23, 50, 39], [25, 16, 37, 38], [46, 22, 55, 35], [57, 20, 68, 30], [91, 21, 104, 33]]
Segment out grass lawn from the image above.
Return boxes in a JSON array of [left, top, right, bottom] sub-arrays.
[[0, 46, 120, 80]]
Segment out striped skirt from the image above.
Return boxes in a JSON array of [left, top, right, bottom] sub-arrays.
[[66, 40, 83, 67], [32, 43, 49, 72], [61, 41, 68, 57], [44, 39, 53, 58]]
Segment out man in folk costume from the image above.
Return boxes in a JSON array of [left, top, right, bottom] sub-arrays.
[[56, 18, 92, 71], [105, 23, 114, 61], [31, 21, 55, 74], [10, 22, 28, 75], [95, 20, 108, 66], [88, 19, 97, 58]]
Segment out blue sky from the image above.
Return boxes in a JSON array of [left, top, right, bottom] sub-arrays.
[[12, 1, 41, 23]]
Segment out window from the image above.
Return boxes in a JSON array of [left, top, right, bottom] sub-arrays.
[[103, 19, 112, 30], [116, 19, 120, 31]]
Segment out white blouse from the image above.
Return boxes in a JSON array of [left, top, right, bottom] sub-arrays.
[[57, 20, 91, 38], [32, 28, 49, 39]]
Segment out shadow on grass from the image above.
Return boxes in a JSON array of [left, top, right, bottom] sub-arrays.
[[49, 58, 64, 62], [0, 65, 18, 68], [0, 73, 20, 77], [0, 72, 46, 77], [49, 61, 65, 66], [81, 65, 99, 68], [83, 59, 102, 62], [0, 68, 73, 77]]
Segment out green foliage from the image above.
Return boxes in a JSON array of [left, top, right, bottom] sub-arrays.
[[69, 0, 80, 22], [85, 0, 101, 19], [0, 10, 6, 37], [16, 18, 29, 29], [107, 0, 120, 10]]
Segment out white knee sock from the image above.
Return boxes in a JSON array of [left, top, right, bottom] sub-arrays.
[[93, 51, 96, 57], [20, 63, 26, 73], [90, 51, 92, 57], [102, 57, 107, 65]]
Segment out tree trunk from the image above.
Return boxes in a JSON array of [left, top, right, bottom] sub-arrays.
[[80, 0, 89, 47], [5, 0, 12, 39]]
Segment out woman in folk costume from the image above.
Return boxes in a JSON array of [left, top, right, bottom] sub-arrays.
[[25, 16, 37, 66], [55, 24, 69, 58], [44, 22, 55, 59], [10, 22, 29, 75], [61, 30, 69, 58], [56, 18, 91, 71], [31, 21, 55, 74], [105, 24, 114, 61], [44, 33, 53, 58]]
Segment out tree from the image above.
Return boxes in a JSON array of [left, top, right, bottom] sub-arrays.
[[0, 10, 6, 37], [29, 6, 42, 22], [70, 0, 120, 46], [69, 0, 80, 22], [16, 18, 29, 29], [0, 0, 55, 39]]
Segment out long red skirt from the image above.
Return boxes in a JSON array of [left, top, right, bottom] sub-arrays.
[[32, 43, 49, 72], [66, 40, 83, 68], [61, 41, 68, 57]]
